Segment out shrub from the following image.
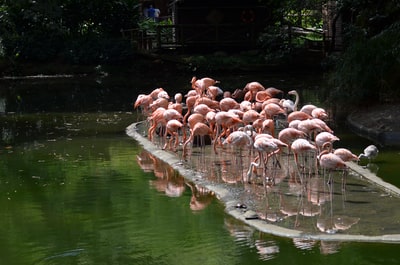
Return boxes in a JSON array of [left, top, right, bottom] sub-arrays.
[[327, 22, 400, 107]]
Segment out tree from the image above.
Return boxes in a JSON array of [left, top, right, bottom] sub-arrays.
[[258, 0, 400, 106], [327, 0, 400, 106], [0, 0, 139, 63]]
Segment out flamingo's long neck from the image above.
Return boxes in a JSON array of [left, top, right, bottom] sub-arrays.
[[293, 91, 299, 111]]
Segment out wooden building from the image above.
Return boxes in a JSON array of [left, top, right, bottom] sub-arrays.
[[137, 0, 270, 51]]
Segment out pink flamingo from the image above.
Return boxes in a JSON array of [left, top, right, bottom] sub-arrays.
[[287, 111, 312, 123], [318, 144, 347, 187], [315, 131, 340, 153], [182, 122, 213, 157], [247, 136, 279, 184], [291, 138, 318, 179], [213, 111, 243, 153], [163, 119, 183, 151]]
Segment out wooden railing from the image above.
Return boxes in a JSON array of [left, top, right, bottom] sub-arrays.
[[121, 23, 327, 53], [121, 23, 263, 52]]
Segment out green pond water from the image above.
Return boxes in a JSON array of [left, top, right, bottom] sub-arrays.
[[0, 73, 399, 264]]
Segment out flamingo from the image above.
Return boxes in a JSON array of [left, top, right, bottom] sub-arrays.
[[291, 138, 318, 178], [227, 108, 244, 119], [191, 76, 219, 97], [251, 118, 264, 134], [183, 95, 197, 124], [312, 118, 333, 134], [163, 108, 183, 122], [288, 119, 301, 130], [300, 104, 318, 115], [149, 87, 165, 99], [194, 96, 220, 109], [287, 90, 300, 111], [168, 93, 183, 114], [318, 146, 347, 186], [287, 111, 312, 123], [213, 111, 243, 153], [280, 98, 296, 113], [265, 87, 284, 98], [311, 107, 329, 120], [149, 97, 169, 111], [322, 142, 356, 189], [219, 97, 240, 111], [223, 130, 253, 148], [334, 148, 359, 163], [206, 85, 223, 100], [186, 113, 204, 129], [223, 130, 254, 176], [134, 94, 153, 112], [262, 98, 281, 109], [252, 134, 287, 169], [358, 144, 379, 162], [163, 119, 183, 151], [315, 132, 340, 153], [242, 109, 261, 125], [184, 89, 197, 98], [244, 81, 265, 101], [205, 110, 217, 135], [182, 122, 213, 157], [297, 119, 324, 140], [247, 136, 279, 184], [278, 128, 307, 153], [223, 91, 232, 98], [231, 88, 246, 101], [255, 90, 272, 103], [157, 90, 170, 100], [193, 103, 215, 116], [262, 103, 286, 124], [147, 107, 166, 141], [239, 100, 253, 112], [261, 119, 275, 136]]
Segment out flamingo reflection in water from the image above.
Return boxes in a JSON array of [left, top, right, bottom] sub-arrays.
[[136, 150, 186, 197], [187, 182, 214, 211]]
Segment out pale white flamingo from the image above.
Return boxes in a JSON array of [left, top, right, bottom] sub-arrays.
[[358, 144, 379, 162]]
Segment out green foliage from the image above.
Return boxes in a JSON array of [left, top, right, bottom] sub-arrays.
[[328, 22, 400, 107], [0, 0, 139, 64], [258, 25, 294, 63], [64, 36, 134, 64], [137, 18, 174, 44], [137, 18, 158, 33], [257, 0, 325, 63]]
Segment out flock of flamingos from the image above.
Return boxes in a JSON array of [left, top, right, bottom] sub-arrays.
[[134, 76, 378, 187]]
